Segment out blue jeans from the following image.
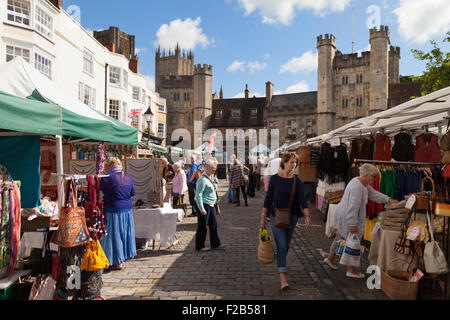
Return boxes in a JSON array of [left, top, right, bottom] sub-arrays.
[[195, 204, 221, 250], [270, 214, 299, 273], [228, 185, 237, 203]]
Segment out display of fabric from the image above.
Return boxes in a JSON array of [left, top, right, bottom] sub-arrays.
[[373, 135, 392, 161], [392, 132, 415, 162], [0, 136, 40, 208], [0, 181, 21, 279], [96, 143, 108, 175], [70, 160, 97, 175], [125, 159, 156, 205], [318, 143, 349, 183], [414, 133, 442, 164], [366, 170, 384, 220], [349, 137, 373, 165]]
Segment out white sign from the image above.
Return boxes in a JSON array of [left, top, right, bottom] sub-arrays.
[[405, 195, 416, 210], [330, 138, 341, 147]]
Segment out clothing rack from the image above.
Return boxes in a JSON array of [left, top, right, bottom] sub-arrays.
[[354, 159, 441, 167], [51, 173, 109, 181]]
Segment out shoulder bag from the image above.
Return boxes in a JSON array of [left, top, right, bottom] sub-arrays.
[[273, 177, 296, 229]]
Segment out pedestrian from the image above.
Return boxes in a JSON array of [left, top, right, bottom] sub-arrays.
[[255, 155, 263, 192], [230, 158, 249, 207], [246, 156, 256, 198], [100, 157, 137, 271], [172, 161, 188, 210], [161, 157, 175, 203], [187, 154, 201, 217], [323, 164, 398, 278], [227, 155, 237, 204], [195, 158, 224, 251], [261, 152, 311, 291]]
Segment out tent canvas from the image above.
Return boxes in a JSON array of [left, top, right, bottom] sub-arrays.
[[250, 144, 271, 154], [0, 57, 138, 146]]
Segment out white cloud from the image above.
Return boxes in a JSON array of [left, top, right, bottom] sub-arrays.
[[227, 60, 246, 72], [233, 91, 264, 98], [154, 17, 211, 50], [280, 50, 318, 74], [247, 61, 267, 73], [285, 81, 310, 93], [143, 75, 155, 92], [233, 0, 351, 25], [393, 0, 450, 44], [135, 48, 148, 55]]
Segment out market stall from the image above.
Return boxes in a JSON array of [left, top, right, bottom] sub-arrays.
[[309, 86, 450, 300]]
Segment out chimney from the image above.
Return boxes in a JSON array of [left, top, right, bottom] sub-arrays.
[[129, 56, 139, 74], [266, 81, 274, 103], [105, 43, 116, 53], [245, 84, 250, 99], [220, 86, 223, 99], [49, 0, 62, 9]]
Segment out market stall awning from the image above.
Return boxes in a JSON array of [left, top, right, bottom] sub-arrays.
[[0, 57, 138, 145], [307, 86, 450, 144]]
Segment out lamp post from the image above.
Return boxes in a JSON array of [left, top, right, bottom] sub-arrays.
[[143, 107, 154, 145]]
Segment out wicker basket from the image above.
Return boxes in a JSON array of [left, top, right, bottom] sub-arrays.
[[21, 216, 52, 232], [415, 177, 445, 211], [381, 258, 419, 300]]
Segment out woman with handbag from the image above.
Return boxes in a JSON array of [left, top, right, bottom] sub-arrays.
[[99, 157, 137, 271], [172, 161, 188, 210], [261, 152, 311, 291], [195, 158, 225, 252], [323, 164, 397, 278], [230, 158, 249, 207]]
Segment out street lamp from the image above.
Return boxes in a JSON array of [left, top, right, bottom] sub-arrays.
[[143, 107, 154, 144]]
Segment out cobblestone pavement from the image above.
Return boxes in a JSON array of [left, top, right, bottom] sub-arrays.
[[102, 180, 388, 300]]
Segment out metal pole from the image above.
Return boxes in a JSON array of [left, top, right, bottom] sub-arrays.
[[55, 135, 64, 207]]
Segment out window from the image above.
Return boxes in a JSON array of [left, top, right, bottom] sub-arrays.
[[141, 89, 146, 103], [35, 7, 53, 38], [158, 104, 166, 113], [215, 110, 223, 119], [109, 66, 120, 85], [231, 109, 241, 118], [132, 87, 140, 101], [356, 74, 363, 84], [34, 52, 52, 78], [83, 50, 93, 75], [7, 0, 31, 27], [342, 98, 348, 108], [171, 115, 177, 125], [109, 100, 120, 120], [184, 92, 190, 101], [158, 123, 166, 138], [122, 70, 128, 88], [6, 45, 30, 63], [187, 113, 192, 125], [78, 82, 96, 108], [173, 92, 180, 102], [122, 102, 128, 124], [250, 108, 258, 118]]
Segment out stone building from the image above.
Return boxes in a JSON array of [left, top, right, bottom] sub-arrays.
[[155, 45, 212, 148], [317, 25, 402, 135]]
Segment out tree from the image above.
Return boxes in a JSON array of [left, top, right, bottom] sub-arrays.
[[411, 31, 450, 96]]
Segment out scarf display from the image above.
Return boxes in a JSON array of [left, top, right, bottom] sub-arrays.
[[96, 144, 108, 175], [0, 181, 21, 279], [70, 160, 96, 175]]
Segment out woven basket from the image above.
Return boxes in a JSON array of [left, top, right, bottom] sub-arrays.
[[415, 177, 445, 211], [21, 216, 52, 232], [381, 258, 419, 300], [257, 237, 275, 265]]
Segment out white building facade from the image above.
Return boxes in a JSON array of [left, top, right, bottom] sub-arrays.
[[0, 0, 166, 144]]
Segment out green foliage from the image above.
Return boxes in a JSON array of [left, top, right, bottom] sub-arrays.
[[411, 32, 450, 95]]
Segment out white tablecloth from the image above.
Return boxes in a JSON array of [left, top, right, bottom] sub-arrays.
[[133, 203, 184, 247]]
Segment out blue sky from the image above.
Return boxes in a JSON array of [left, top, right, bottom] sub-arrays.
[[64, 0, 450, 98]]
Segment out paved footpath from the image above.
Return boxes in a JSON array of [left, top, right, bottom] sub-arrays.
[[102, 180, 388, 300]]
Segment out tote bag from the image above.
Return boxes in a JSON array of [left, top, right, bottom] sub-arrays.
[[339, 233, 361, 267]]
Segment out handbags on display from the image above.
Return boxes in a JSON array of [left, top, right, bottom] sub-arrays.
[[424, 203, 449, 275], [415, 177, 445, 211], [274, 177, 296, 229], [51, 179, 90, 248], [85, 175, 106, 241], [80, 240, 110, 272], [29, 275, 57, 300]]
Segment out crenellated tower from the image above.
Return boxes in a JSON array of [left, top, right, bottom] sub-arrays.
[[193, 64, 213, 142]]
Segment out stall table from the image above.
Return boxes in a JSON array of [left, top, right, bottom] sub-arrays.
[[133, 203, 184, 250]]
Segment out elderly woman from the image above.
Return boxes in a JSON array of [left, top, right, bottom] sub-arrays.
[[195, 158, 224, 252], [172, 161, 188, 209], [323, 164, 398, 278], [230, 158, 249, 207], [100, 157, 136, 271]]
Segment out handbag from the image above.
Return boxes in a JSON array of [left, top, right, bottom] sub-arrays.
[[424, 199, 449, 275], [415, 177, 445, 211], [80, 240, 110, 272], [339, 233, 361, 267], [29, 274, 57, 300], [273, 177, 296, 229], [174, 195, 187, 213], [257, 229, 275, 265], [85, 175, 106, 241], [51, 178, 90, 248]]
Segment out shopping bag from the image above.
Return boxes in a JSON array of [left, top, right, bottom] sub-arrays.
[[339, 233, 361, 267], [174, 195, 187, 213], [257, 229, 275, 265], [80, 240, 110, 272]]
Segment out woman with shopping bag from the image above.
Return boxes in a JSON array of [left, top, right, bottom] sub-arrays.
[[172, 161, 188, 210], [323, 164, 398, 278]]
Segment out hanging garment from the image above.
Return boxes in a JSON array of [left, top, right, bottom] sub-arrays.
[[414, 134, 442, 164], [349, 138, 373, 165], [318, 143, 350, 183], [392, 132, 415, 162], [373, 135, 392, 161], [366, 171, 384, 219]]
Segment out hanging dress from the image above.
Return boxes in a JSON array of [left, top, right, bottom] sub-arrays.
[[373, 135, 392, 161], [414, 134, 442, 164]]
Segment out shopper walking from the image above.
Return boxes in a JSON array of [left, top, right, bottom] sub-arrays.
[[195, 159, 224, 252], [100, 157, 137, 271], [227, 155, 237, 204], [172, 161, 188, 210], [323, 164, 398, 278], [261, 152, 311, 291], [230, 158, 249, 207], [187, 154, 200, 217]]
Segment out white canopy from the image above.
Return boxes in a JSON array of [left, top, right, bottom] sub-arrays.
[[250, 144, 271, 154], [307, 86, 450, 144]]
